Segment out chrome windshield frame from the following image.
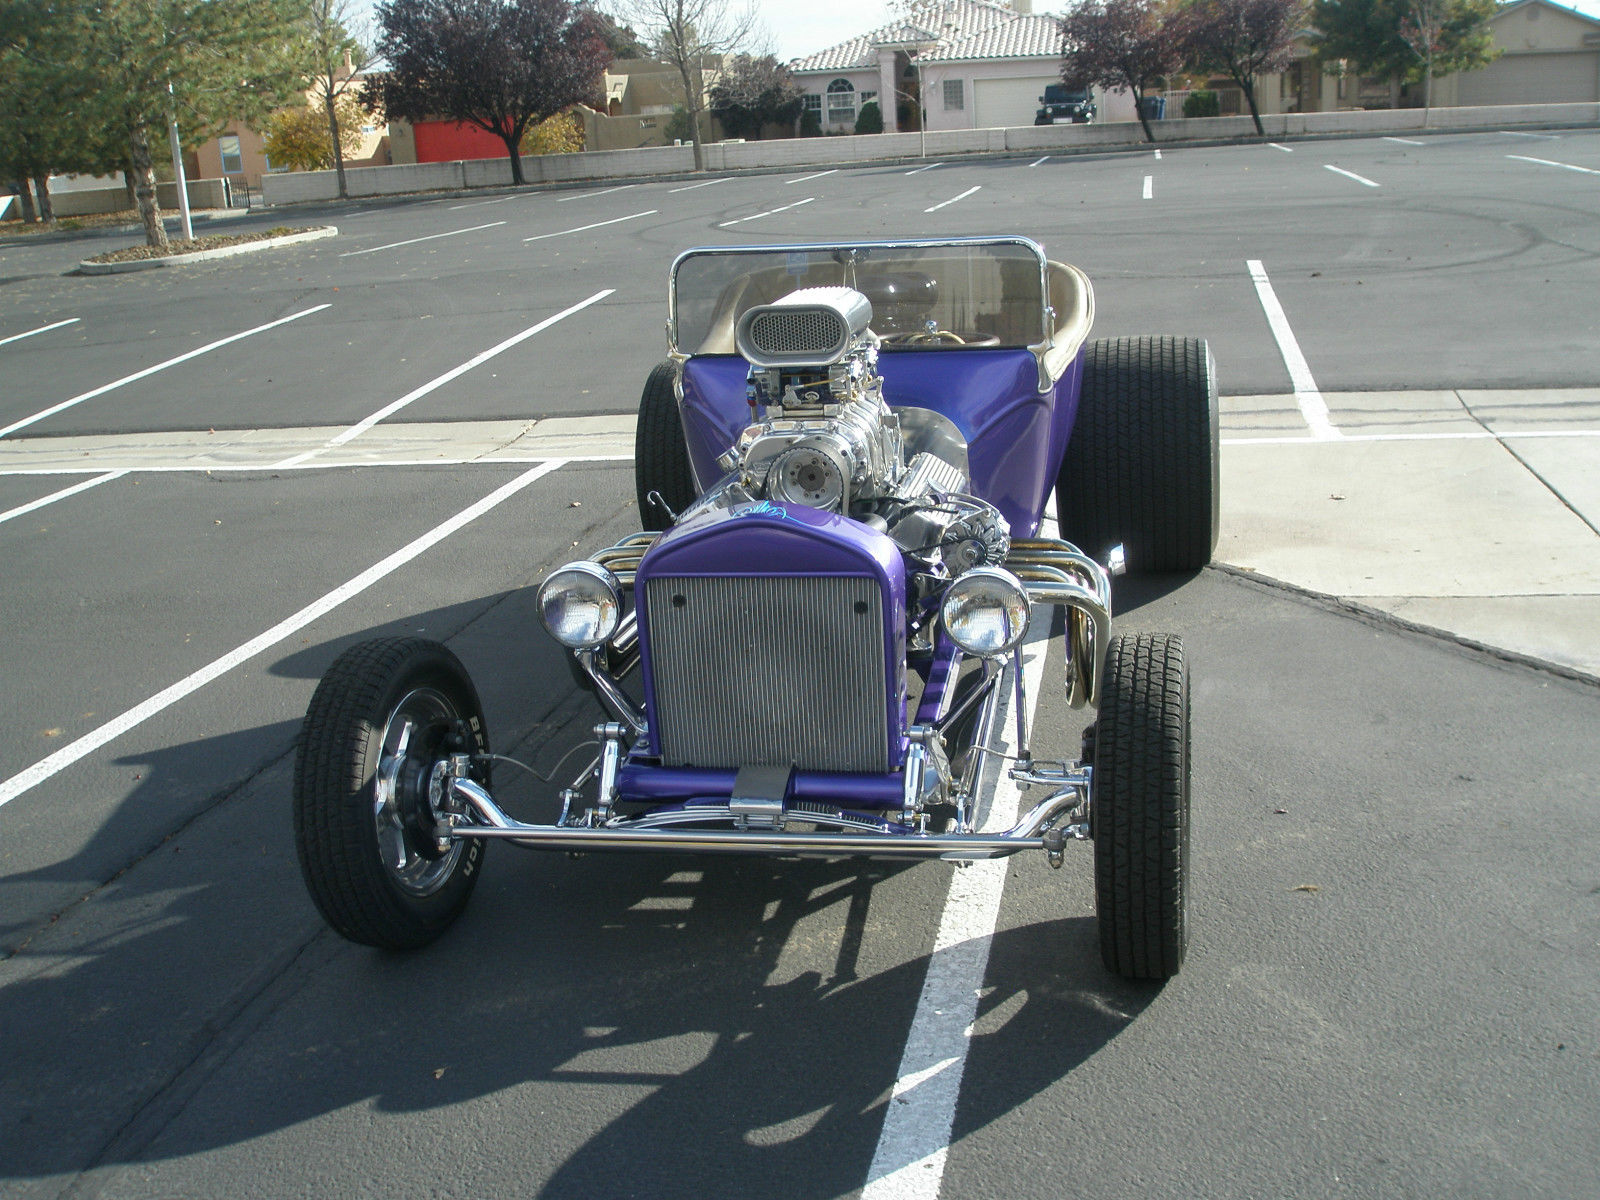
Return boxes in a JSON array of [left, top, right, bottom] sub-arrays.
[[666, 236, 1053, 358]]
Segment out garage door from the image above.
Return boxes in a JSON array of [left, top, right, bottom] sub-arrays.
[[973, 78, 1050, 129], [1456, 52, 1600, 105]]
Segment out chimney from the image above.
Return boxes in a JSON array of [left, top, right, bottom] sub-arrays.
[[1013, 0, 1032, 11]]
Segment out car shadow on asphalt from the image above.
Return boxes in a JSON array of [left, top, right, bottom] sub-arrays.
[[1, 571, 1163, 1192], [1, 745, 1157, 1194], [1109, 570, 1205, 615]]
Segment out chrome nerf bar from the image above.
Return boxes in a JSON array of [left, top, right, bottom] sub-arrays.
[[444, 773, 1088, 862]]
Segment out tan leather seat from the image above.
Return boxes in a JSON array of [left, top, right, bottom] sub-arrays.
[[1040, 261, 1096, 383]]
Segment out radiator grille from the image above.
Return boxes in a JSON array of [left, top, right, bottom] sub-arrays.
[[748, 309, 843, 358], [645, 575, 889, 772]]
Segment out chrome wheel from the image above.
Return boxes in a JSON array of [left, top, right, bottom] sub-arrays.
[[294, 638, 490, 949], [373, 687, 466, 897]]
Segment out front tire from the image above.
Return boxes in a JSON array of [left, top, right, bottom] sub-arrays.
[[1056, 336, 1218, 572], [294, 638, 490, 950], [1092, 633, 1190, 980], [634, 360, 696, 531]]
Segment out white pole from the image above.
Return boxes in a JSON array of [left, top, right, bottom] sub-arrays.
[[166, 82, 194, 242], [914, 57, 926, 158]]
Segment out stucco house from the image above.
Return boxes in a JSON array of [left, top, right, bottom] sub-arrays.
[[1204, 0, 1599, 117], [788, 0, 1130, 135], [188, 62, 388, 193], [1446, 0, 1600, 105]]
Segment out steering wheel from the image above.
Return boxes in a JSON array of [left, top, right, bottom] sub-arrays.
[[880, 330, 1000, 348]]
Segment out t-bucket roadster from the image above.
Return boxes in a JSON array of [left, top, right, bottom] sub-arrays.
[[294, 237, 1218, 980]]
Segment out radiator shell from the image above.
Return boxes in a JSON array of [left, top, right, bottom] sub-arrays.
[[633, 503, 907, 774]]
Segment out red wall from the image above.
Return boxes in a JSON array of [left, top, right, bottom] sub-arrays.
[[411, 120, 511, 163]]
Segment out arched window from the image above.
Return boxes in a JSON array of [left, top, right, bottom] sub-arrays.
[[826, 78, 856, 124]]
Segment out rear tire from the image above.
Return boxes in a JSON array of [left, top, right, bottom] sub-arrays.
[[1056, 336, 1218, 572], [1092, 633, 1190, 980], [294, 638, 490, 950], [634, 360, 696, 531]]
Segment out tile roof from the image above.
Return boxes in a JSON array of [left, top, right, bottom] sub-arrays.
[[789, 0, 1058, 73], [922, 11, 1063, 61]]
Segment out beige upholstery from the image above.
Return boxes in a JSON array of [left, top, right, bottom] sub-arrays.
[[687, 256, 1096, 382], [1040, 261, 1096, 383]]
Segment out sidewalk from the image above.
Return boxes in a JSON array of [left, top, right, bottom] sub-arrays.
[[1220, 387, 1600, 679], [3, 390, 1596, 678]]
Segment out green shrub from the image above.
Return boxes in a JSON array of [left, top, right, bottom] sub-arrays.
[[1183, 89, 1220, 118], [799, 110, 822, 137], [666, 105, 695, 143], [854, 101, 883, 135]]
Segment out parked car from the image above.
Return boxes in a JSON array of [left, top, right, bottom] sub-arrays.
[[293, 237, 1218, 980], [1035, 84, 1096, 124]]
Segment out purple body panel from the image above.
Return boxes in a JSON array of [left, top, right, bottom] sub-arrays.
[[629, 501, 908, 770], [679, 347, 1087, 537], [914, 638, 964, 727], [616, 762, 905, 808]]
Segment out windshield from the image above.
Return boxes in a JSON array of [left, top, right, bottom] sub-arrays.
[[669, 238, 1051, 357]]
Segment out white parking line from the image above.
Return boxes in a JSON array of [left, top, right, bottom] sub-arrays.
[[523, 210, 657, 241], [274, 289, 613, 467], [864, 615, 1049, 1200], [668, 178, 729, 192], [1028, 156, 1049, 167], [0, 460, 566, 813], [1507, 154, 1600, 177], [1269, 143, 1294, 152], [1154, 149, 1162, 159], [1500, 130, 1562, 139], [1246, 260, 1339, 440], [1143, 175, 1154, 199], [339, 221, 506, 257], [0, 317, 80, 349], [447, 195, 517, 211], [1324, 164, 1380, 188], [0, 305, 331, 440], [1224, 427, 1600, 447], [788, 169, 838, 184], [556, 184, 637, 202], [905, 162, 944, 175], [1383, 136, 1424, 146], [0, 471, 126, 526], [718, 197, 815, 227], [925, 186, 980, 213]]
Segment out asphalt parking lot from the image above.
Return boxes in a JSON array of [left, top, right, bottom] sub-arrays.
[[2, 130, 1598, 1199]]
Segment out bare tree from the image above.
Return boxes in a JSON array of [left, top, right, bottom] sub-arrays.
[[1060, 0, 1187, 143], [1177, 0, 1304, 137], [304, 0, 372, 199], [610, 0, 760, 170], [1397, 0, 1446, 123]]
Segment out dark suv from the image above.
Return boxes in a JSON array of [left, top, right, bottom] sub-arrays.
[[1035, 84, 1096, 125]]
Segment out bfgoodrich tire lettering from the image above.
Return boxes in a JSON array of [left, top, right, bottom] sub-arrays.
[[294, 637, 490, 950], [1092, 633, 1190, 980], [1057, 336, 1219, 572]]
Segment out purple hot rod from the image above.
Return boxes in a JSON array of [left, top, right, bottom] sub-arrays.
[[293, 237, 1218, 980]]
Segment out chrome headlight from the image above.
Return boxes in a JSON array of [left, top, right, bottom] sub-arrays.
[[538, 561, 622, 649], [941, 567, 1030, 657]]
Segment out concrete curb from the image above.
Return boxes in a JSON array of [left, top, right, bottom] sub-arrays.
[[1208, 563, 1600, 693], [77, 225, 338, 274]]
